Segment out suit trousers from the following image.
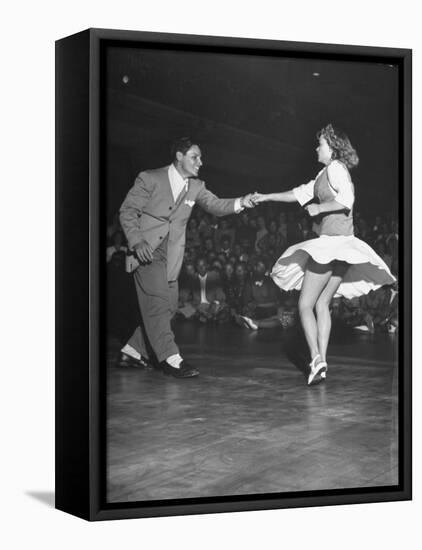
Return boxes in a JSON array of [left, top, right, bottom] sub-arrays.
[[127, 237, 179, 362]]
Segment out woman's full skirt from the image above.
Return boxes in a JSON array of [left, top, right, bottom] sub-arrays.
[[271, 235, 396, 300]]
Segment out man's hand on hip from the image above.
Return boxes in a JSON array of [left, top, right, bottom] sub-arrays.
[[134, 239, 154, 263]]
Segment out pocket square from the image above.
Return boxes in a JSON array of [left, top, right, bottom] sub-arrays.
[[184, 199, 195, 207]]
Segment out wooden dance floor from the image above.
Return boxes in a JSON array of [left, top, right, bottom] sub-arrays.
[[106, 323, 398, 503]]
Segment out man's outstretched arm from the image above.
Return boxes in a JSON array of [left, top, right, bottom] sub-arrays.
[[195, 183, 256, 216]]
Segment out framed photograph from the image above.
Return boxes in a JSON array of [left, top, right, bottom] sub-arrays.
[[55, 28, 412, 521]]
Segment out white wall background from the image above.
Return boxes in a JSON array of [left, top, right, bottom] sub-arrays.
[[1, 1, 419, 548]]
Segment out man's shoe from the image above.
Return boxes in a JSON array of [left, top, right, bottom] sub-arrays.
[[161, 360, 199, 378], [117, 352, 151, 369]]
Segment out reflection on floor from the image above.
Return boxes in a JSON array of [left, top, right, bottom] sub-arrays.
[[106, 322, 399, 503]]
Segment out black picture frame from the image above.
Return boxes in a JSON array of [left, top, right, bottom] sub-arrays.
[[55, 28, 412, 521]]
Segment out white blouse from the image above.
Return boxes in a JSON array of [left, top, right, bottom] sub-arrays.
[[293, 160, 355, 210]]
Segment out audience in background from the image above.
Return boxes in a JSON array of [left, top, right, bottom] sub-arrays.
[[106, 202, 399, 340], [189, 258, 229, 323]]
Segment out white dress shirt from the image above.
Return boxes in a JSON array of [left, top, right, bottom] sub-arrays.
[[293, 160, 354, 210], [168, 164, 189, 202], [168, 164, 243, 211]]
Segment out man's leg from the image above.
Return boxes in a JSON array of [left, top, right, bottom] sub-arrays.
[[134, 259, 179, 363], [168, 280, 179, 319], [122, 236, 177, 363], [121, 242, 198, 377], [123, 325, 149, 360]]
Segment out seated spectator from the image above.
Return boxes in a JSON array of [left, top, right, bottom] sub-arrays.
[[179, 261, 196, 291], [232, 243, 243, 259], [204, 237, 215, 254], [191, 258, 228, 323], [211, 259, 224, 275], [330, 297, 343, 324], [221, 262, 236, 291], [226, 262, 253, 317], [257, 219, 281, 254], [220, 262, 237, 313], [262, 244, 279, 267], [359, 285, 398, 333], [177, 261, 197, 319], [177, 287, 197, 320], [240, 237, 253, 254], [360, 288, 386, 332], [254, 215, 268, 252], [238, 250, 250, 264], [278, 291, 299, 328], [244, 260, 280, 320], [338, 296, 369, 330], [198, 213, 214, 241], [277, 211, 288, 241], [218, 236, 232, 257], [214, 218, 235, 250], [236, 290, 299, 330], [299, 216, 317, 241], [186, 218, 201, 250], [207, 251, 217, 266], [236, 211, 255, 243], [286, 211, 302, 245], [217, 252, 228, 266], [208, 215, 219, 236], [248, 216, 258, 235]]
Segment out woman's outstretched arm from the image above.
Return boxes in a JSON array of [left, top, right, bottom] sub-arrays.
[[252, 190, 297, 204]]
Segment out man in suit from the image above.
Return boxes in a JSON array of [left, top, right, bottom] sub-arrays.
[[118, 137, 256, 378], [190, 257, 228, 323]]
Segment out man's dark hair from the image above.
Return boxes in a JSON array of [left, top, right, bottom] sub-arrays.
[[171, 137, 200, 159]]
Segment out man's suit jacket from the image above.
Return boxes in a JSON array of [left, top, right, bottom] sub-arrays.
[[120, 166, 237, 281]]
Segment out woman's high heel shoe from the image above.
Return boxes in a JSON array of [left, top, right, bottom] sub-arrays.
[[307, 354, 327, 386]]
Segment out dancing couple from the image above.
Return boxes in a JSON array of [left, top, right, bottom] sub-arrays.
[[118, 128, 395, 384]]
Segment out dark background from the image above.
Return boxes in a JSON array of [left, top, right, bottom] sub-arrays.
[[105, 45, 399, 221]]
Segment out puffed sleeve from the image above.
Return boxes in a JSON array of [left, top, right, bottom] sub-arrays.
[[292, 180, 315, 205], [292, 168, 323, 205], [327, 161, 354, 210]]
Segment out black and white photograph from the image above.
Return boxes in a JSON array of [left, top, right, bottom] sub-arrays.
[[102, 38, 407, 505], [4, 0, 422, 546]]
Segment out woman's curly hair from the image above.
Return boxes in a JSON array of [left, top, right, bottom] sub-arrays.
[[317, 124, 359, 169]]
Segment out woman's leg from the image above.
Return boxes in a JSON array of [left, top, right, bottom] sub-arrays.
[[299, 259, 333, 361], [315, 262, 349, 363]]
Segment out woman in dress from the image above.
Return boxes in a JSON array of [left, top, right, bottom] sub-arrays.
[[252, 124, 395, 386]]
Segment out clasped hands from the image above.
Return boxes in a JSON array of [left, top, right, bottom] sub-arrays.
[[240, 192, 266, 208], [241, 192, 321, 217]]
